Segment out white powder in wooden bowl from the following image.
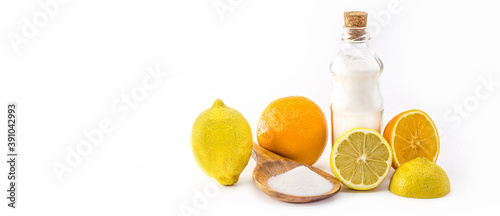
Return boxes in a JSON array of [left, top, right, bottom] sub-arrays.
[[267, 166, 334, 196]]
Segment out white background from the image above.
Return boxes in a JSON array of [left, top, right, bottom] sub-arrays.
[[1, 0, 499, 215]]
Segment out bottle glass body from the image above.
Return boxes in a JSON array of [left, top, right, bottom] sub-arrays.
[[330, 27, 384, 144]]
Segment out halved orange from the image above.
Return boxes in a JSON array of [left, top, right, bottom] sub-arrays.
[[383, 109, 439, 169]]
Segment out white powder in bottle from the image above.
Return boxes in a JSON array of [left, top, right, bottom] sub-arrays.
[[330, 54, 383, 143], [267, 166, 333, 196]]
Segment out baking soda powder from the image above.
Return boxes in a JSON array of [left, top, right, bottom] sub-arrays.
[[267, 166, 333, 196]]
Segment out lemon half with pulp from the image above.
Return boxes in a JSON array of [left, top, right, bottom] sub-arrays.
[[330, 128, 392, 190]]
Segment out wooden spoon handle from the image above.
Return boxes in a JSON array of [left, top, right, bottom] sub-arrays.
[[252, 142, 288, 164]]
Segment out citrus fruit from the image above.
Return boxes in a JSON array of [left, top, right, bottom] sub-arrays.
[[383, 109, 439, 169], [330, 128, 392, 190], [390, 157, 450, 198], [257, 96, 327, 165], [191, 99, 253, 186]]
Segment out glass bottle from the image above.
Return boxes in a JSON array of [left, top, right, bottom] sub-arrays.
[[330, 11, 384, 144]]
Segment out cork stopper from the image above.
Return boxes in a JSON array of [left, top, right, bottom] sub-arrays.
[[344, 11, 368, 28], [343, 11, 368, 41]]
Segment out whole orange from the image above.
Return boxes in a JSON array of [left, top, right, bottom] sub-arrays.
[[257, 96, 328, 165]]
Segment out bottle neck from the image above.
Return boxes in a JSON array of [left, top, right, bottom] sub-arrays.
[[341, 26, 370, 44]]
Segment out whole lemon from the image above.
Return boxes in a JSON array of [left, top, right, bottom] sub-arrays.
[[390, 157, 450, 198], [257, 96, 328, 165], [191, 99, 252, 186]]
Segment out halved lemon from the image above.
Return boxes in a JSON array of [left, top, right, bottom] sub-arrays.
[[383, 109, 439, 169], [330, 128, 392, 190]]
